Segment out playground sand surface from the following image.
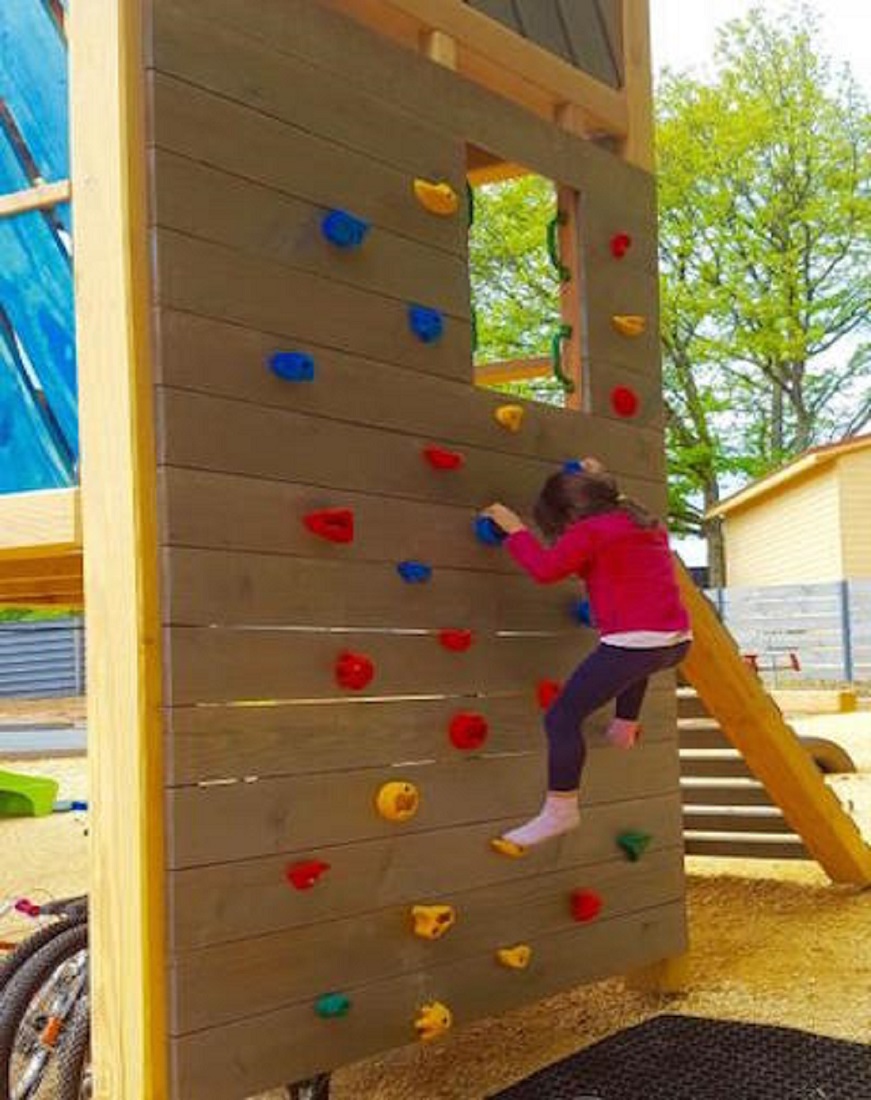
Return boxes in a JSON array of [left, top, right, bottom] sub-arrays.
[[2, 751, 869, 1100]]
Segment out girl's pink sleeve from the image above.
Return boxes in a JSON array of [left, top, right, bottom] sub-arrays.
[[506, 526, 592, 583]]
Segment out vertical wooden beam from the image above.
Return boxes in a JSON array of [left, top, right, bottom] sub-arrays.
[[69, 1, 168, 1097], [620, 0, 655, 171]]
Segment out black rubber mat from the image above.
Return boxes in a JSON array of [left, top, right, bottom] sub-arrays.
[[489, 1014, 871, 1100]]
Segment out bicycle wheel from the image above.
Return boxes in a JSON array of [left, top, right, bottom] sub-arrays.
[[0, 913, 85, 998], [0, 924, 88, 1100], [54, 996, 89, 1100]]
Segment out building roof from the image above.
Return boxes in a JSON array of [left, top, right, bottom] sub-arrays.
[[708, 434, 871, 519]]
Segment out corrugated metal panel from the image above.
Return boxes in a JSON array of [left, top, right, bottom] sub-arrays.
[[0, 617, 84, 696], [464, 0, 623, 87]]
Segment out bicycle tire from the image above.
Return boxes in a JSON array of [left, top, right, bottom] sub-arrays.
[[54, 996, 89, 1100], [0, 913, 86, 998], [0, 924, 88, 1100]]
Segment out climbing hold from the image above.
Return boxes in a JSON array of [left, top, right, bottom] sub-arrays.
[[397, 560, 433, 583], [497, 944, 532, 970], [448, 712, 489, 751], [489, 836, 526, 858], [413, 178, 460, 216], [335, 650, 375, 691], [286, 859, 331, 890], [376, 780, 420, 822], [415, 1001, 453, 1041], [408, 304, 444, 344], [269, 351, 315, 382], [610, 232, 633, 259], [563, 459, 585, 475], [423, 444, 465, 471], [411, 904, 457, 940], [570, 889, 603, 923], [536, 679, 562, 710], [320, 208, 370, 249], [617, 830, 653, 862], [611, 385, 640, 418], [438, 628, 475, 652], [494, 404, 524, 432], [303, 508, 354, 544], [572, 598, 593, 626], [474, 515, 508, 546], [14, 899, 41, 918], [611, 314, 647, 338], [315, 992, 351, 1018]]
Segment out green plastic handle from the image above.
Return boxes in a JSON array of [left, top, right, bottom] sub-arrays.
[[466, 181, 475, 227], [546, 211, 572, 283], [550, 323, 575, 393]]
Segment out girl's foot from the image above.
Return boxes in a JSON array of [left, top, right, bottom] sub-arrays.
[[606, 718, 641, 750], [491, 792, 579, 856]]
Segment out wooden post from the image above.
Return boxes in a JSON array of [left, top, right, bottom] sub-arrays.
[[620, 0, 655, 171], [69, 1, 168, 1096]]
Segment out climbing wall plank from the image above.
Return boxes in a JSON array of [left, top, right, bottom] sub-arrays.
[[169, 790, 681, 947], [583, 261, 661, 373], [166, 679, 676, 785], [152, 151, 470, 319], [171, 851, 682, 1032], [170, 901, 685, 1100], [167, 739, 679, 866]]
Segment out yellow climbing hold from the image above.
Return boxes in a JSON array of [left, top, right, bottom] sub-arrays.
[[411, 904, 457, 940], [376, 780, 420, 822], [413, 178, 460, 216], [415, 1000, 453, 1041], [497, 944, 532, 970], [611, 314, 647, 338], [490, 836, 526, 858], [494, 404, 524, 432]]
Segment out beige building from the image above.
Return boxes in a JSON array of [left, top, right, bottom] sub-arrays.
[[710, 435, 871, 586]]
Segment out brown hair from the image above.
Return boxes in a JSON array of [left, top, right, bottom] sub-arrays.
[[533, 469, 659, 541]]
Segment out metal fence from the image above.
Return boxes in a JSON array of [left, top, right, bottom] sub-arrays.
[[0, 618, 85, 697], [706, 580, 871, 684]]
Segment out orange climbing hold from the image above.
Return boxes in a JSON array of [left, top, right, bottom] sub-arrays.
[[415, 1001, 453, 1041], [411, 904, 456, 940], [494, 404, 524, 432], [413, 179, 460, 216], [611, 314, 647, 338], [497, 944, 532, 969], [376, 780, 420, 822], [303, 508, 354, 544]]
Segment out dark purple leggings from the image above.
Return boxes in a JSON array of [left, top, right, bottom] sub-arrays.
[[545, 641, 690, 791]]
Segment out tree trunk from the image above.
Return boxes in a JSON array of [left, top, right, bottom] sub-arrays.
[[702, 479, 726, 587]]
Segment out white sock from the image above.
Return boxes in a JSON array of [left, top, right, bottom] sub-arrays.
[[500, 792, 580, 850], [606, 717, 641, 750]]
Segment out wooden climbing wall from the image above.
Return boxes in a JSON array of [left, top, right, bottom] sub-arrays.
[[144, 1, 685, 1095]]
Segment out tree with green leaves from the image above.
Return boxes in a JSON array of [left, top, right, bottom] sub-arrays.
[[658, 4, 871, 580]]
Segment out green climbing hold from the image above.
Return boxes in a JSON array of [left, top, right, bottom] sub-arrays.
[[315, 992, 351, 1018], [617, 830, 652, 862]]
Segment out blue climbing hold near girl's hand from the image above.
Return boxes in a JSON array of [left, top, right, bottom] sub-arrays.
[[572, 598, 594, 626], [269, 351, 315, 382], [474, 515, 508, 546], [321, 208, 370, 249], [397, 560, 433, 583], [563, 459, 585, 474], [408, 304, 444, 344]]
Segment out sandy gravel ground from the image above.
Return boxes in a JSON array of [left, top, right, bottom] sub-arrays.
[[1, 701, 869, 1099]]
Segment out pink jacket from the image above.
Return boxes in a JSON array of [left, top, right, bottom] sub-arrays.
[[507, 513, 690, 637]]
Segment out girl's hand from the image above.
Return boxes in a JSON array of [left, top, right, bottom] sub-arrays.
[[482, 503, 526, 535], [581, 456, 606, 475]]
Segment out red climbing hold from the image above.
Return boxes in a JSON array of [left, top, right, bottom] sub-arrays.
[[303, 509, 354, 544], [438, 628, 475, 652], [570, 889, 603, 923], [286, 859, 331, 890], [423, 445, 465, 471], [611, 385, 639, 418], [536, 679, 562, 710], [335, 650, 375, 691], [448, 712, 489, 751], [609, 232, 633, 259]]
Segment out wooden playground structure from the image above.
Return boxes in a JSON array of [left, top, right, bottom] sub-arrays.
[[0, 2, 869, 1098]]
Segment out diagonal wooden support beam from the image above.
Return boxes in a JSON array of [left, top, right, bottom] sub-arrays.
[[676, 560, 871, 885]]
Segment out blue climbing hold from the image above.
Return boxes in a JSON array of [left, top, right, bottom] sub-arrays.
[[563, 459, 585, 475], [321, 208, 370, 249], [397, 560, 433, 583], [408, 304, 444, 344], [474, 515, 508, 546], [269, 351, 316, 382], [572, 598, 594, 627]]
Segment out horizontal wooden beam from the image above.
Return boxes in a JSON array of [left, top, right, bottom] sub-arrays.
[[0, 488, 81, 557], [475, 355, 550, 386], [0, 179, 72, 218]]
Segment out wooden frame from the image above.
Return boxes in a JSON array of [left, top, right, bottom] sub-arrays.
[[69, 0, 168, 1095], [0, 489, 82, 607], [0, 179, 72, 218]]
